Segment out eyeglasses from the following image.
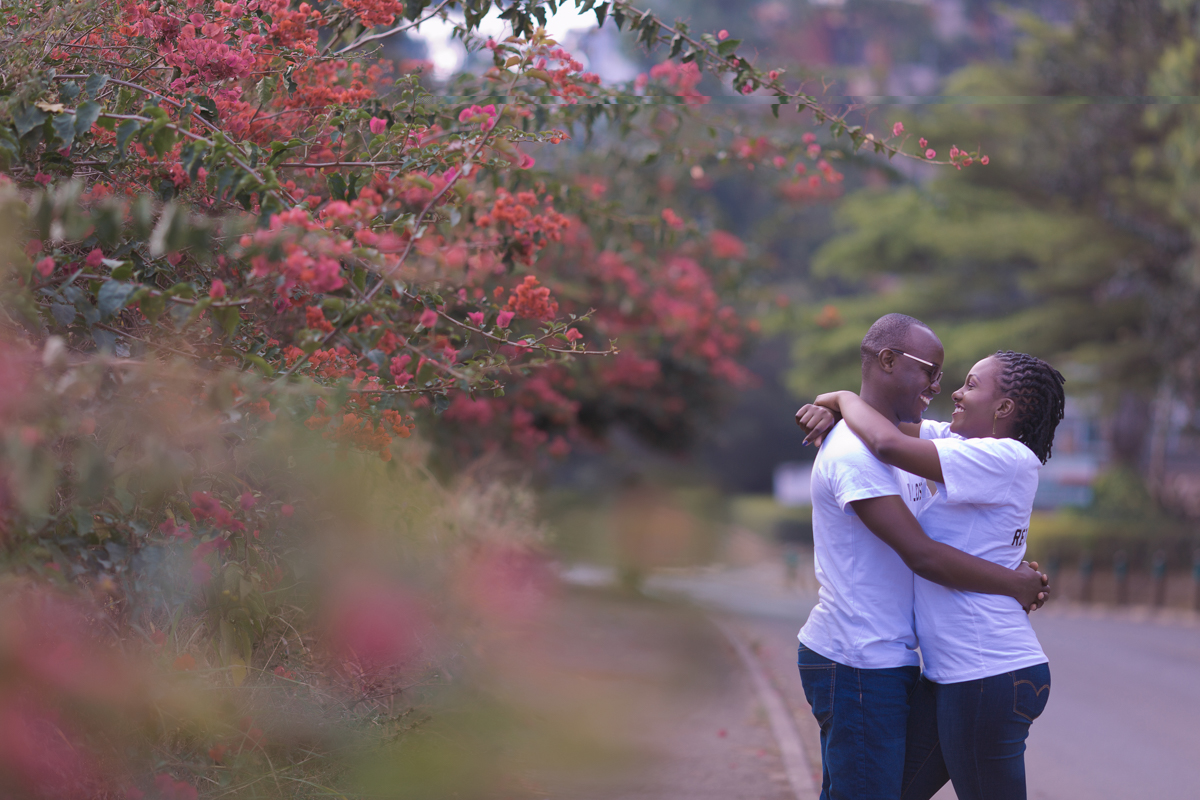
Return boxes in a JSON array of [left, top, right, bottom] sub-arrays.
[[888, 349, 943, 385]]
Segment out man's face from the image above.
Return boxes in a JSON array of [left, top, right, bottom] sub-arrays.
[[889, 326, 944, 423]]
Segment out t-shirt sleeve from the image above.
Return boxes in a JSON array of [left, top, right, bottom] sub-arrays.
[[932, 437, 1036, 506], [830, 441, 902, 514], [920, 420, 956, 440]]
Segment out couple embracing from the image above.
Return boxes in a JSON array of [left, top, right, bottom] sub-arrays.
[[793, 313, 1065, 800]]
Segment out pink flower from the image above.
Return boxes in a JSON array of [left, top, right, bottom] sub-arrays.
[[564, 328, 583, 342], [35, 257, 54, 277], [919, 137, 928, 148], [892, 121, 904, 137], [369, 116, 387, 135], [718, 29, 729, 41], [419, 308, 438, 328], [496, 310, 514, 328], [323, 573, 427, 671], [981, 155, 990, 165], [768, 70, 779, 81], [85, 248, 104, 268], [802, 132, 817, 144], [280, 504, 294, 517], [773, 156, 786, 169], [518, 152, 536, 170], [33, 173, 51, 186], [662, 208, 685, 229], [925, 149, 936, 159], [239, 492, 255, 510], [390, 354, 412, 383], [467, 311, 484, 326], [949, 146, 960, 159], [209, 279, 226, 299]]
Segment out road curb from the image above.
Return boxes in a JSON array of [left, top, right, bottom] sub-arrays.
[[712, 618, 821, 800]]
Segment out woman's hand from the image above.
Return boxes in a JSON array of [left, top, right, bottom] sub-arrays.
[[1014, 561, 1051, 612], [795, 403, 838, 447], [1022, 561, 1051, 612], [814, 391, 851, 413]]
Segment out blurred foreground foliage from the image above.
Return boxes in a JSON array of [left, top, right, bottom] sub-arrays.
[[0, 0, 977, 795]]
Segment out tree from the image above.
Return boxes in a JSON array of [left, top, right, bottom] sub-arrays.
[[782, 0, 1200, 491]]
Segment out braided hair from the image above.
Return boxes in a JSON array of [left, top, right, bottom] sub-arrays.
[[993, 350, 1066, 464]]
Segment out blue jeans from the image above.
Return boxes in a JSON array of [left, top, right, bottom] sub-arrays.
[[902, 663, 1052, 800], [798, 644, 920, 800]]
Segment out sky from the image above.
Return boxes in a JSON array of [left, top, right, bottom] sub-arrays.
[[407, 6, 638, 82]]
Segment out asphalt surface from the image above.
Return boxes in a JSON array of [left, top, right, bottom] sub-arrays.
[[639, 561, 1200, 800]]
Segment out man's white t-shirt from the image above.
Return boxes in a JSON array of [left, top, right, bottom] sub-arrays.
[[798, 421, 933, 669], [915, 421, 1048, 683]]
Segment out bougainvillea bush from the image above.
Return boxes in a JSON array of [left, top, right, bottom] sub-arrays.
[[0, 0, 977, 796]]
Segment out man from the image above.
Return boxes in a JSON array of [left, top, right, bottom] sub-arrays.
[[793, 313, 1047, 800]]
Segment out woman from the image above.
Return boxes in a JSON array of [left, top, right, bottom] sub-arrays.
[[803, 350, 1065, 800]]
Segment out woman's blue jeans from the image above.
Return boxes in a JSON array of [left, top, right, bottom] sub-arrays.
[[797, 644, 920, 800], [901, 663, 1052, 800]]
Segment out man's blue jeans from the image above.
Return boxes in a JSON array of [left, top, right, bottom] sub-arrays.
[[901, 663, 1052, 800], [798, 644, 920, 800]]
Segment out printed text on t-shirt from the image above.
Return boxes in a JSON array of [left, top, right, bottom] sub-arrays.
[[1011, 526, 1028, 547]]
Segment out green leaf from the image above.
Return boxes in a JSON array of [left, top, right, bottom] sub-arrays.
[[116, 119, 141, 156], [74, 101, 103, 137], [140, 293, 166, 323], [150, 123, 175, 157], [214, 306, 240, 338], [717, 39, 741, 57], [236, 351, 275, 376], [327, 172, 347, 201], [670, 34, 684, 58], [13, 104, 47, 138], [613, 6, 625, 29], [51, 302, 76, 326], [594, 2, 608, 27], [109, 263, 134, 281], [85, 73, 110, 97], [60, 82, 81, 103], [52, 112, 77, 149], [97, 281, 136, 319], [639, 18, 659, 47]]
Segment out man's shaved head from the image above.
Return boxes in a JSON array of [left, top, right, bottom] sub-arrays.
[[860, 313, 931, 366]]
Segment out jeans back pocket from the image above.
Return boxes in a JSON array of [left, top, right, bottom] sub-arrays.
[[1012, 665, 1051, 723]]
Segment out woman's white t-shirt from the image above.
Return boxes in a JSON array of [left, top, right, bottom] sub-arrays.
[[915, 421, 1048, 683]]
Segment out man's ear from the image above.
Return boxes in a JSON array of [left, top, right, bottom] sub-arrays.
[[995, 397, 1016, 419], [877, 348, 898, 374]]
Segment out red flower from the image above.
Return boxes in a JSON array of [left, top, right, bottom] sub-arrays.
[[709, 230, 746, 259], [496, 310, 514, 328], [419, 308, 438, 328], [209, 279, 226, 299], [369, 116, 387, 134]]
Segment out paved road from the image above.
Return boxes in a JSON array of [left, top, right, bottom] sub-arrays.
[[644, 563, 1200, 800]]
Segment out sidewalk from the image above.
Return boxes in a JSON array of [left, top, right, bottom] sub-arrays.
[[537, 585, 800, 800]]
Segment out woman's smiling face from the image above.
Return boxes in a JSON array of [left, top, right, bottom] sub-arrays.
[[949, 356, 1013, 438]]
